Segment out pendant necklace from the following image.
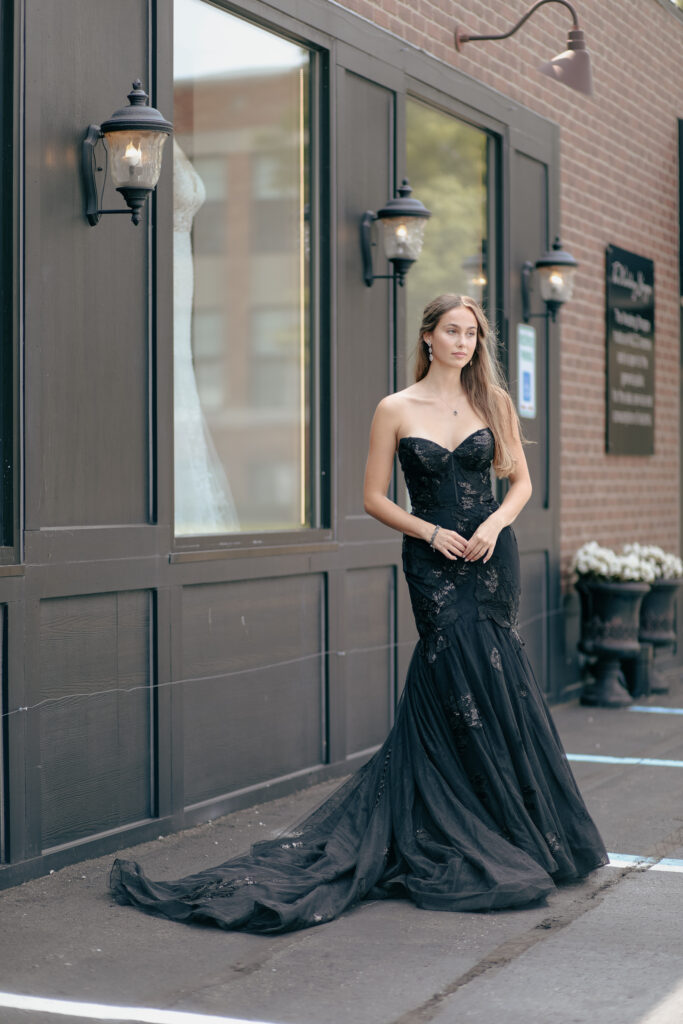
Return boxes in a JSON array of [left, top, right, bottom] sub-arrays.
[[432, 391, 465, 417]]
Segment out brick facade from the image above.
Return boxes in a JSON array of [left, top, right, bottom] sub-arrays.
[[335, 0, 683, 581]]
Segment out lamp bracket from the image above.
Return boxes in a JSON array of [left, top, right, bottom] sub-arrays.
[[361, 210, 377, 287], [82, 124, 105, 226], [456, 0, 579, 50]]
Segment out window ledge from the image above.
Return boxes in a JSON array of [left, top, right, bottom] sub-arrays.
[[170, 539, 338, 563]]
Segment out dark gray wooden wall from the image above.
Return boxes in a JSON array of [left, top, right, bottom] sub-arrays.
[[0, 0, 580, 886]]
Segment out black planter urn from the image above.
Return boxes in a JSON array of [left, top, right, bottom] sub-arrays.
[[639, 578, 681, 693], [577, 579, 651, 707]]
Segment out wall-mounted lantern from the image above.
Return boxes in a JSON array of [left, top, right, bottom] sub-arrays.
[[455, 0, 593, 97], [82, 80, 173, 226], [361, 179, 431, 287], [522, 237, 578, 322]]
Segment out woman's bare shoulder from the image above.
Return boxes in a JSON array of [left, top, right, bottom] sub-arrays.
[[379, 383, 424, 410], [374, 385, 417, 414]]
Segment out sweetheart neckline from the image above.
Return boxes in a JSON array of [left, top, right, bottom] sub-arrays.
[[398, 427, 493, 455]]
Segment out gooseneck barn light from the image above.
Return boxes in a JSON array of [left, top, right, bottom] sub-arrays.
[[455, 0, 593, 97], [522, 237, 578, 322], [361, 179, 432, 287], [82, 80, 173, 226]]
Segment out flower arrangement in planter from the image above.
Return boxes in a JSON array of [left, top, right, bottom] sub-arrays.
[[571, 541, 658, 584], [571, 541, 682, 706], [621, 543, 683, 583], [622, 545, 683, 692]]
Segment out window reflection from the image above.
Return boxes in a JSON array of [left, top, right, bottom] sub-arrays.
[[406, 100, 489, 379], [174, 0, 311, 535]]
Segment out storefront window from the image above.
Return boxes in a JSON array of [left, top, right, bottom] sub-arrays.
[[174, 0, 313, 535], [405, 100, 490, 379]]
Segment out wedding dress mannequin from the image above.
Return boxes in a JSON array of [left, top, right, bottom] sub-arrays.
[[173, 139, 239, 535]]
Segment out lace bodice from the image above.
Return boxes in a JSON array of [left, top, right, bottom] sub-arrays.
[[398, 427, 497, 522], [398, 429, 521, 662]]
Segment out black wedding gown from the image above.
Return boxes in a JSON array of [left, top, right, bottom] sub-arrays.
[[111, 427, 607, 932]]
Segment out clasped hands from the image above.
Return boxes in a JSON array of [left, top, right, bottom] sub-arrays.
[[428, 512, 505, 564]]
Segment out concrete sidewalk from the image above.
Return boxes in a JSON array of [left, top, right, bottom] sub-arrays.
[[2, 689, 683, 1024]]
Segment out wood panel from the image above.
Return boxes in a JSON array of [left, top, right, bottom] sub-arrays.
[[510, 152, 549, 510], [23, 0, 151, 527], [343, 567, 393, 754], [38, 591, 152, 849], [507, 129, 563, 697], [336, 69, 394, 534], [182, 574, 325, 805]]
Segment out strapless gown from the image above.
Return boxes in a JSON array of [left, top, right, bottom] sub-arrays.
[[111, 428, 607, 933]]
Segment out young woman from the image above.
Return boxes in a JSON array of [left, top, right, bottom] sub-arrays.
[[111, 294, 607, 933]]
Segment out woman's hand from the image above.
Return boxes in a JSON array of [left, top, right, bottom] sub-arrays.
[[461, 512, 505, 563], [430, 526, 468, 561]]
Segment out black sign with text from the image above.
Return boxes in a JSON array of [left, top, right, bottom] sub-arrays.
[[606, 244, 655, 455]]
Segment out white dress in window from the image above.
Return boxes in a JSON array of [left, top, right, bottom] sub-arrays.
[[173, 139, 239, 535]]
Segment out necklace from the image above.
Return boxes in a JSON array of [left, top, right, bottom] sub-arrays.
[[431, 390, 466, 417]]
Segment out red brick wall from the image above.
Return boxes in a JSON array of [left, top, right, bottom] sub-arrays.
[[337, 0, 683, 581]]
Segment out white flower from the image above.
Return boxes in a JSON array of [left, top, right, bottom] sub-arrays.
[[622, 543, 683, 580], [572, 540, 671, 583]]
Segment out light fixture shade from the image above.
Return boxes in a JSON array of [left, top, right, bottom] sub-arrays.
[[539, 28, 593, 96], [537, 263, 577, 304], [104, 129, 169, 191], [536, 236, 578, 307], [379, 216, 429, 263]]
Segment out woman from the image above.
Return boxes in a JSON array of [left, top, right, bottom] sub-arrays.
[[111, 294, 607, 933]]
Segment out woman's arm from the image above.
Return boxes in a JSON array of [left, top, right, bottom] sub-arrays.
[[461, 391, 532, 563], [363, 397, 467, 558]]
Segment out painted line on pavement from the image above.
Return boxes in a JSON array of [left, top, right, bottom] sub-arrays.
[[607, 853, 683, 872], [629, 705, 683, 715], [0, 992, 275, 1023], [567, 753, 683, 768]]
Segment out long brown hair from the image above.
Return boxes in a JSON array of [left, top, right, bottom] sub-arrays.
[[415, 294, 524, 477]]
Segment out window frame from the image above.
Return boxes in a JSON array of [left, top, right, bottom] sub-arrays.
[[0, 0, 20, 567]]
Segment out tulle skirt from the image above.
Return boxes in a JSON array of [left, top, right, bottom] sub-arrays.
[[111, 609, 607, 934]]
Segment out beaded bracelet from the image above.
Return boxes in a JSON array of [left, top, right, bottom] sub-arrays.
[[429, 525, 440, 549]]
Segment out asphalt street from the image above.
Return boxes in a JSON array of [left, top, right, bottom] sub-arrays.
[[2, 683, 683, 1024]]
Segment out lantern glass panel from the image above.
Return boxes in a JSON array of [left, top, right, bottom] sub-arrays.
[[537, 264, 576, 304], [105, 130, 169, 190], [379, 217, 428, 262]]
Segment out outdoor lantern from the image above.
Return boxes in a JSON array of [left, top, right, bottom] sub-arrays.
[[82, 80, 173, 226], [522, 237, 578, 322], [361, 179, 431, 287], [455, 0, 593, 97]]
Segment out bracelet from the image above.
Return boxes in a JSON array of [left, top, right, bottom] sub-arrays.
[[429, 525, 440, 549]]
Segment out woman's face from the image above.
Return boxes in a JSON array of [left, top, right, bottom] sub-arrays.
[[425, 305, 478, 369]]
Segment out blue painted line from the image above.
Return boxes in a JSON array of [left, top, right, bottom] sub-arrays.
[[629, 705, 683, 715], [0, 992, 272, 1022], [652, 859, 683, 873], [567, 753, 683, 768], [606, 853, 683, 873], [606, 852, 654, 867]]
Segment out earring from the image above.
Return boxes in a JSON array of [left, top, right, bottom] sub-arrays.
[[426, 340, 433, 362]]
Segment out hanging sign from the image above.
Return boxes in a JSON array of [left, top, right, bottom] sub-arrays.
[[516, 324, 537, 419], [605, 244, 655, 455]]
